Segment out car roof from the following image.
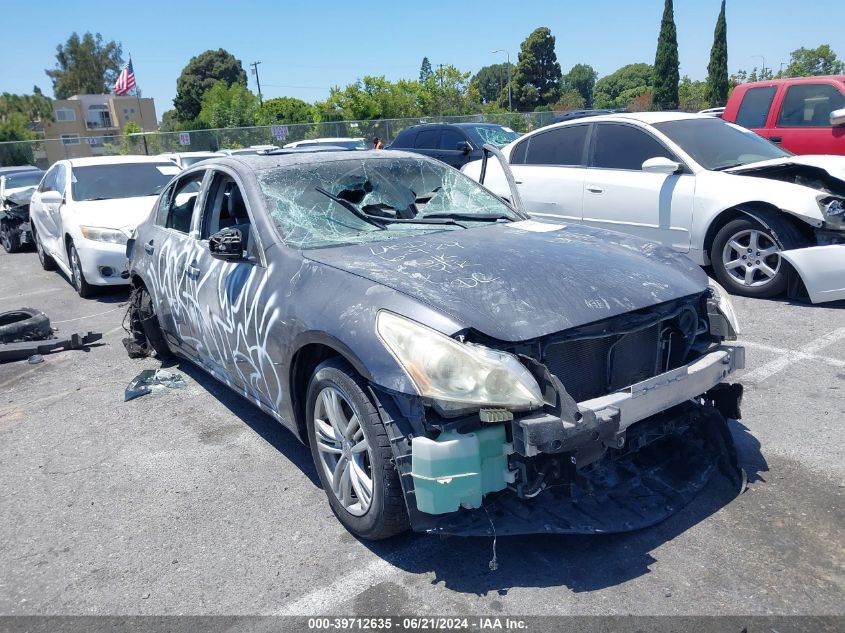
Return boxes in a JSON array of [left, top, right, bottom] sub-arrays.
[[64, 155, 178, 167], [736, 75, 845, 88], [189, 148, 435, 172], [160, 151, 221, 157], [548, 111, 714, 127], [0, 165, 38, 174]]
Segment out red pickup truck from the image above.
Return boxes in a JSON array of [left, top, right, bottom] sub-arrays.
[[722, 76, 845, 155]]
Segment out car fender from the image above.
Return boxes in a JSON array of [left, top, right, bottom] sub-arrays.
[[781, 245, 845, 303]]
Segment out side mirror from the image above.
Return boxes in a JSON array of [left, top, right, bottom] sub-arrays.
[[40, 190, 63, 205], [208, 227, 244, 261], [642, 157, 683, 175], [830, 108, 845, 127], [456, 141, 472, 154]]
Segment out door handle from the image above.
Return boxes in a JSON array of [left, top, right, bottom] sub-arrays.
[[586, 185, 604, 193], [143, 240, 154, 255], [514, 180, 523, 185], [186, 262, 201, 279], [770, 136, 782, 143]]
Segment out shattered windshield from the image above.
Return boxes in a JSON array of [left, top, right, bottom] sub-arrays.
[[258, 157, 518, 249], [465, 125, 520, 148], [654, 118, 791, 170]]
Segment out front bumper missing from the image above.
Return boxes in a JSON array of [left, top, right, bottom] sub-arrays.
[[416, 405, 739, 536], [781, 244, 845, 303]]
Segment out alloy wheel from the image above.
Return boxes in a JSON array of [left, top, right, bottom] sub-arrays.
[[721, 229, 781, 288], [313, 386, 374, 516], [70, 247, 83, 292]]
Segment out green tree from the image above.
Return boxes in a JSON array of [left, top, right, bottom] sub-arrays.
[[679, 76, 710, 111], [419, 57, 433, 83], [707, 0, 729, 106], [256, 97, 313, 125], [420, 65, 473, 115], [554, 89, 586, 111], [593, 63, 653, 109], [45, 32, 124, 99], [0, 112, 37, 166], [563, 63, 598, 107], [511, 27, 562, 110], [652, 0, 680, 109], [470, 63, 509, 105], [197, 81, 259, 128], [174, 49, 248, 123], [119, 121, 143, 155], [785, 44, 844, 77], [0, 90, 53, 124]]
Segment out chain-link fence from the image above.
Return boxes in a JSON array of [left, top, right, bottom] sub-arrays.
[[0, 105, 708, 169]]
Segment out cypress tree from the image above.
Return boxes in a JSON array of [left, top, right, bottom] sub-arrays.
[[707, 0, 729, 106], [653, 0, 680, 110]]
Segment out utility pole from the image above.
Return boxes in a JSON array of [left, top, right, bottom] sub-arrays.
[[437, 64, 445, 88], [492, 50, 512, 111], [250, 61, 263, 106]]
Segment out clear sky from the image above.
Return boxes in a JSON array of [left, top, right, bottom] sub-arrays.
[[2, 0, 842, 118]]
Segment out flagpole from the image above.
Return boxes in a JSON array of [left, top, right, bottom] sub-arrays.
[[129, 55, 149, 155]]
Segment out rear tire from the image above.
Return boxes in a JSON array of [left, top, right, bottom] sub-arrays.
[[306, 358, 409, 540], [711, 215, 806, 298], [34, 227, 56, 271], [68, 243, 95, 298]]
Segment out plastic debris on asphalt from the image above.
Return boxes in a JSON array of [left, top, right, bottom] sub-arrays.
[[124, 369, 187, 402], [27, 354, 43, 364]]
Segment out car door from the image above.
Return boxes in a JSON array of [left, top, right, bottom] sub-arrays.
[[508, 124, 589, 222], [436, 128, 470, 168], [772, 82, 845, 154], [145, 169, 207, 355], [191, 169, 271, 402], [30, 163, 66, 258], [412, 128, 442, 161], [581, 122, 695, 251]]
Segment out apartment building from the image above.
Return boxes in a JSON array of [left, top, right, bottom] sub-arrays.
[[43, 94, 157, 164]]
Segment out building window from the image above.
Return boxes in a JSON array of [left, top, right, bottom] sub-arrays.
[[55, 108, 76, 122], [86, 105, 113, 129], [61, 134, 81, 145]]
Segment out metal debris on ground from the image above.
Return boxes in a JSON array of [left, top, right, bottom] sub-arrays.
[[0, 306, 103, 363], [124, 369, 187, 402]]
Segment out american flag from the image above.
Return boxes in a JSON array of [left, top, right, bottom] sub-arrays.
[[113, 59, 136, 96]]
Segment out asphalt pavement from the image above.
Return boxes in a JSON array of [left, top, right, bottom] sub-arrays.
[[0, 246, 843, 617]]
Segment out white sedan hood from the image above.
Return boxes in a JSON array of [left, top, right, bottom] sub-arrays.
[[70, 196, 158, 232], [726, 155, 845, 182]]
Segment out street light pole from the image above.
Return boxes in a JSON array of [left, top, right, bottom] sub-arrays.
[[752, 55, 766, 78], [493, 49, 512, 111]]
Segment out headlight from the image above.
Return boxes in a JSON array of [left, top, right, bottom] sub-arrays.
[[707, 279, 740, 339], [376, 311, 543, 414], [819, 196, 845, 230], [80, 226, 129, 245]]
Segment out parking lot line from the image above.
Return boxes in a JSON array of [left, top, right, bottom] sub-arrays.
[[736, 339, 845, 369], [0, 288, 57, 303], [740, 326, 845, 383]]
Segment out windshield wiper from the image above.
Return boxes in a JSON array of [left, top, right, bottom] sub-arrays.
[[712, 162, 745, 171], [422, 213, 514, 223], [315, 186, 386, 230]]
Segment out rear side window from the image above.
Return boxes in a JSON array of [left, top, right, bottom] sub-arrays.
[[524, 125, 588, 166], [777, 83, 845, 127], [591, 124, 673, 171], [391, 129, 416, 148], [510, 139, 528, 164], [414, 129, 440, 149], [439, 129, 464, 150], [735, 86, 777, 128]]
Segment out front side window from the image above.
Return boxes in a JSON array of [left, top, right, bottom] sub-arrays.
[[654, 118, 790, 170], [591, 124, 673, 170], [439, 129, 465, 150], [162, 171, 204, 233], [735, 86, 777, 129], [200, 172, 260, 260], [258, 156, 519, 249], [525, 125, 588, 166], [70, 162, 180, 202], [390, 130, 415, 148], [778, 84, 845, 127]]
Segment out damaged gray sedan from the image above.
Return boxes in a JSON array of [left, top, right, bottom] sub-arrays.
[[125, 148, 745, 539]]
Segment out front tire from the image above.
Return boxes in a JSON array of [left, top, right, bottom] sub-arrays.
[[68, 243, 95, 298], [306, 359, 408, 540], [711, 216, 804, 298], [0, 220, 21, 253], [34, 227, 56, 271], [136, 286, 171, 358]]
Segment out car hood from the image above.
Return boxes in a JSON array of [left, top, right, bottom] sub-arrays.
[[3, 185, 37, 206], [726, 155, 845, 182], [68, 196, 158, 231], [304, 221, 708, 342]]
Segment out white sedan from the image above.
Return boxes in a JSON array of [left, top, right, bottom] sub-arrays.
[[29, 156, 181, 297], [463, 112, 845, 303]]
